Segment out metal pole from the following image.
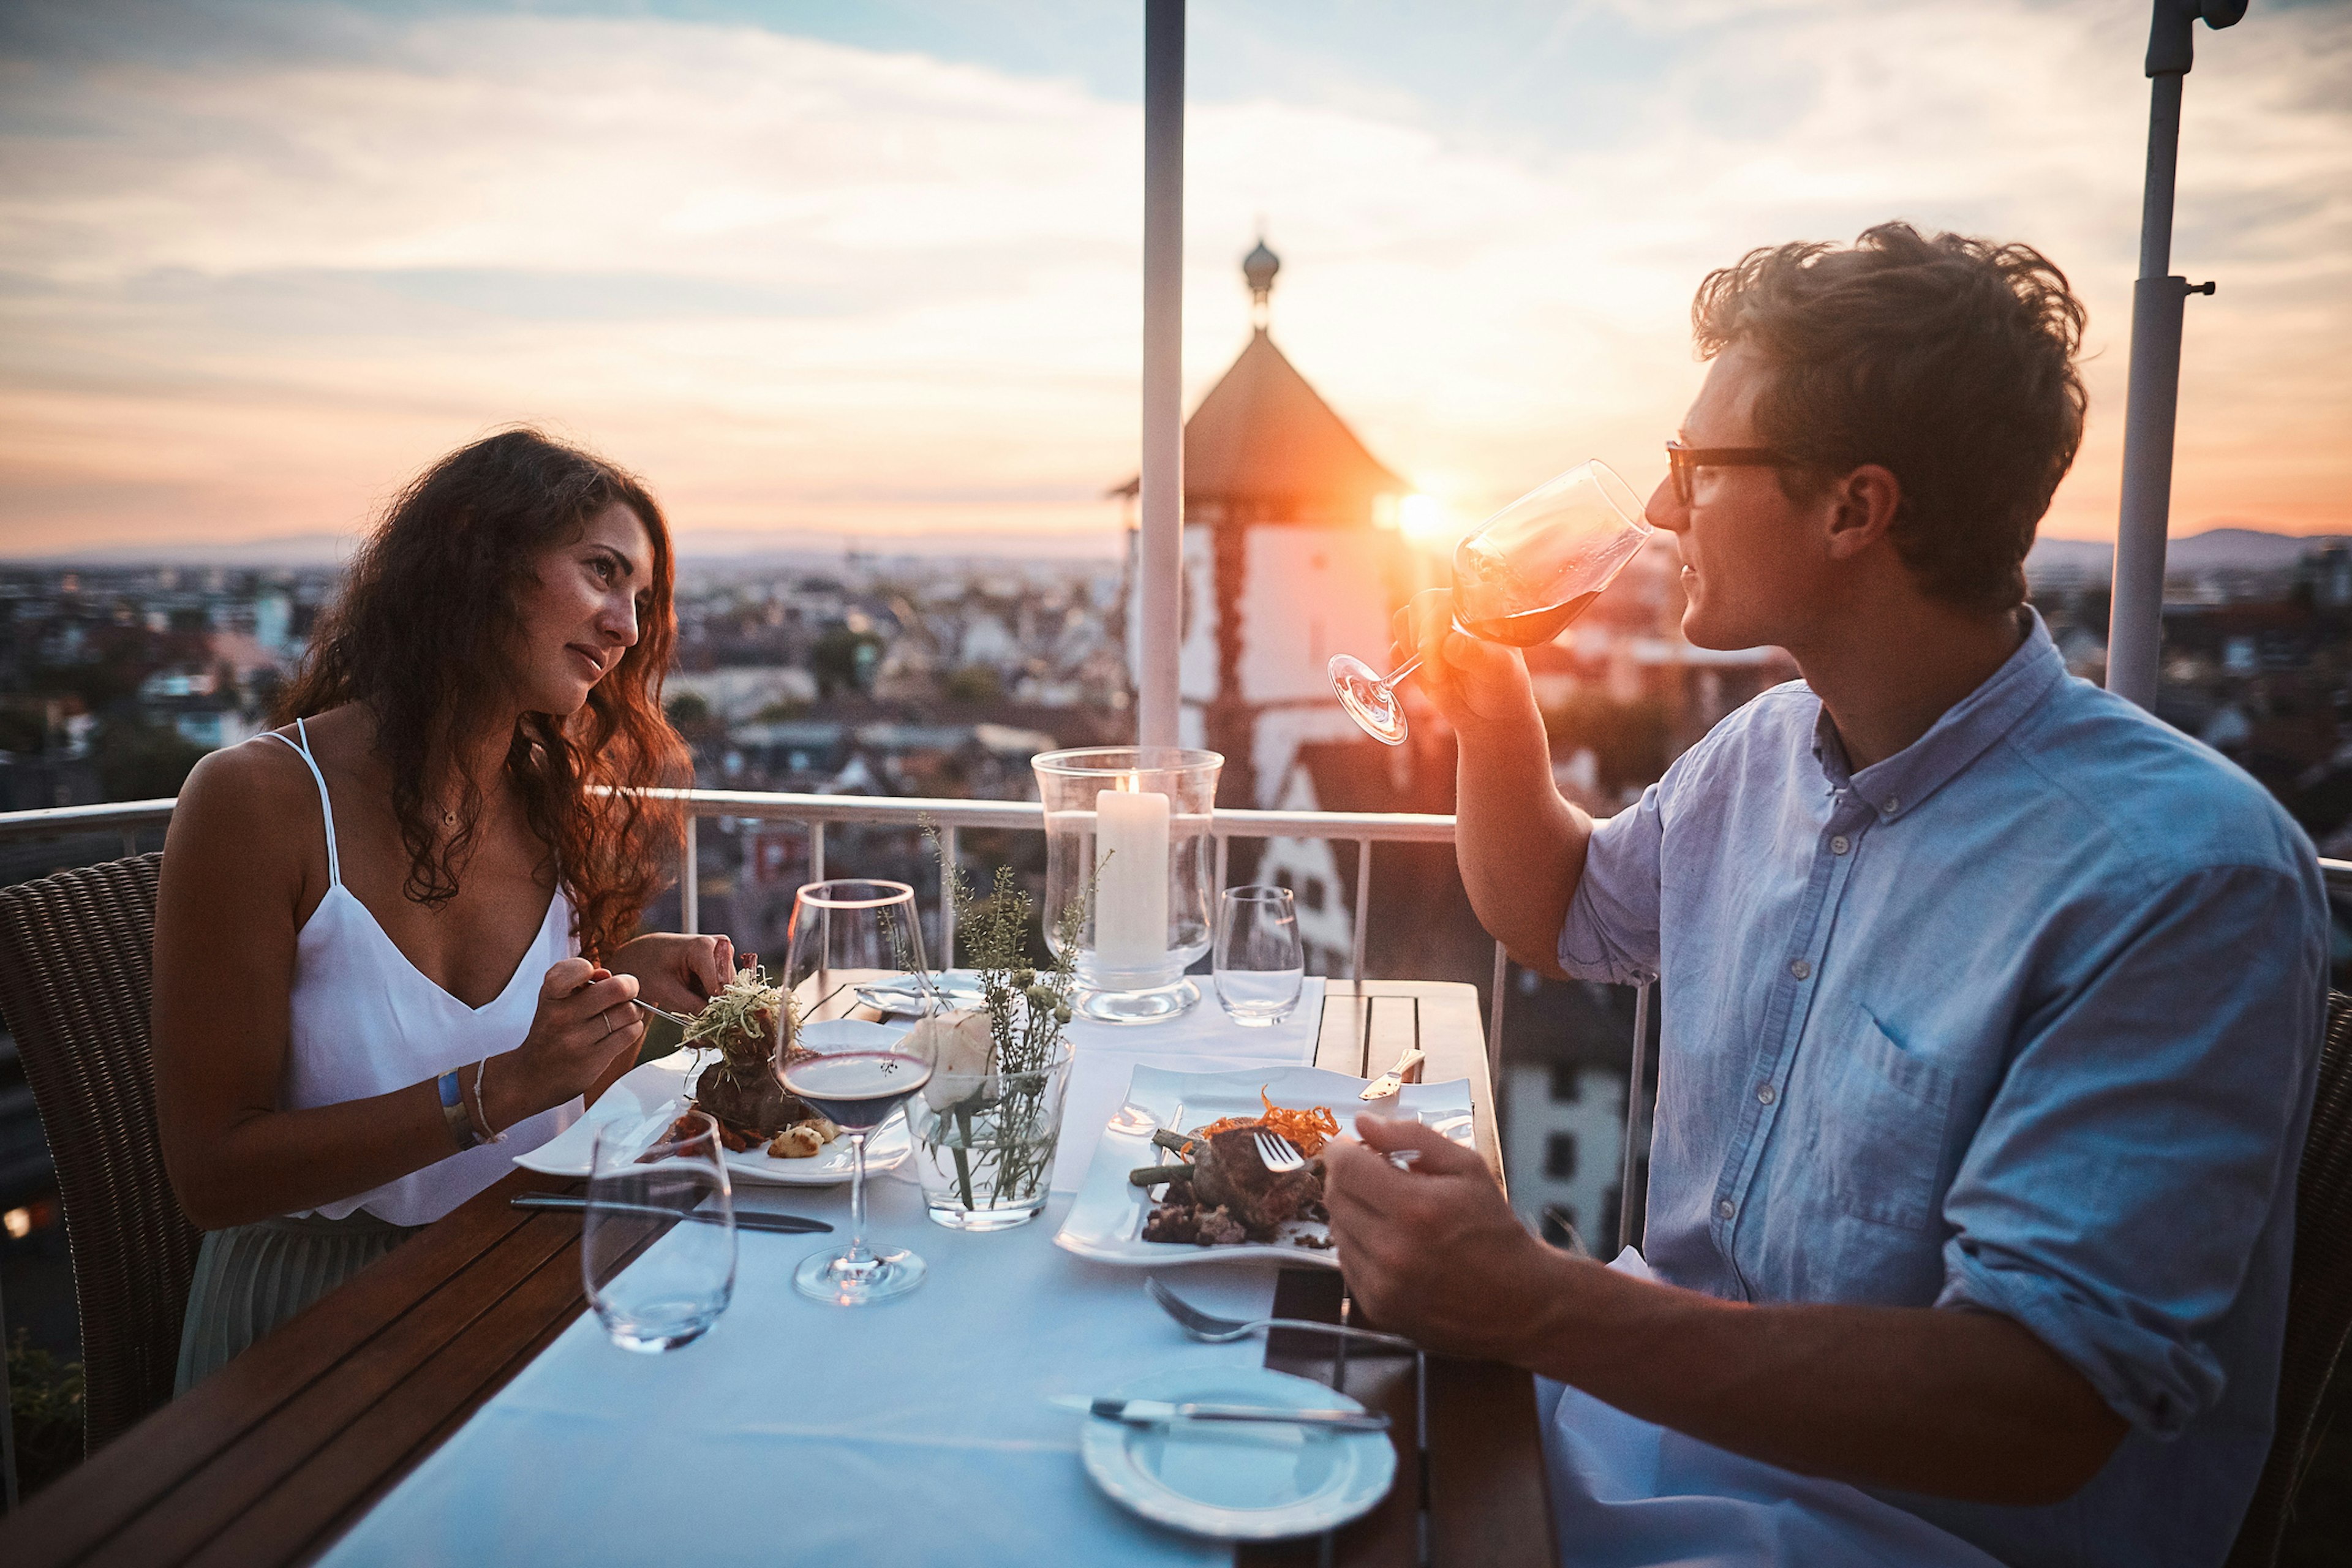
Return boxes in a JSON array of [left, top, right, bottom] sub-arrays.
[[1349, 839, 1371, 984], [680, 815, 699, 936], [2106, 0, 2241, 709], [1488, 941, 1508, 1080], [1617, 980, 1652, 1255], [940, 824, 959, 969], [1137, 0, 1185, 749]]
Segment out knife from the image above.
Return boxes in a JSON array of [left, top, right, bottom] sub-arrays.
[[510, 1194, 832, 1234], [1360, 1044, 1427, 1099], [1050, 1395, 1389, 1432]]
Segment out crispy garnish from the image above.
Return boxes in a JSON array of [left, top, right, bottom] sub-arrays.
[[681, 965, 796, 1057], [1188, 1088, 1340, 1156]]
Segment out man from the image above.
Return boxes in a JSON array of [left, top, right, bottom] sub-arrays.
[[1322, 224, 2327, 1568]]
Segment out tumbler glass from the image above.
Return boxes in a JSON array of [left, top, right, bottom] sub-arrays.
[[1213, 884, 1305, 1027], [584, 1109, 736, 1352]]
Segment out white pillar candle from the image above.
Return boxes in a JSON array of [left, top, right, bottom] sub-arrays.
[[1094, 786, 1170, 973]]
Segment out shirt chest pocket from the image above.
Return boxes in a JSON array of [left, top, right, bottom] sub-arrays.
[[1787, 1005, 1957, 1232]]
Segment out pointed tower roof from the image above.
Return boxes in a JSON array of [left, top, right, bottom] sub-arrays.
[[1112, 239, 1406, 526]]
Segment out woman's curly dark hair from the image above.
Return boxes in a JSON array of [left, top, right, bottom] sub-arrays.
[[1691, 222, 2088, 612], [277, 428, 688, 958]]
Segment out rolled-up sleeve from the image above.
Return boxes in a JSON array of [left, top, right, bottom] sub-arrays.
[[1935, 861, 2326, 1438], [1558, 780, 1666, 986]]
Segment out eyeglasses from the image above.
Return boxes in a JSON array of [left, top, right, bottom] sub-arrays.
[[1665, 439, 1804, 507]]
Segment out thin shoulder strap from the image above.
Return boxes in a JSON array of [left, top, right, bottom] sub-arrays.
[[260, 716, 341, 888]]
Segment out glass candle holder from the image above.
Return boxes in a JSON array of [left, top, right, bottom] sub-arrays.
[[1033, 746, 1222, 1025]]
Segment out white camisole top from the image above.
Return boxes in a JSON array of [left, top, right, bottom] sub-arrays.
[[266, 718, 581, 1226]]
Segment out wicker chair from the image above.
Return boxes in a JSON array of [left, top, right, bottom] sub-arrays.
[[0, 854, 202, 1455], [2228, 988, 2352, 1567]]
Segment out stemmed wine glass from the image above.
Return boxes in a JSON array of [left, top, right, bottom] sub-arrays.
[[781, 878, 937, 1305], [1329, 460, 1651, 745]]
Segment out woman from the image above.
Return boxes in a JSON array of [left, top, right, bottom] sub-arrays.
[[154, 429, 736, 1390]]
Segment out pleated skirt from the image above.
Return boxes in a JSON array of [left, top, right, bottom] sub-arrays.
[[175, 1210, 423, 1395]]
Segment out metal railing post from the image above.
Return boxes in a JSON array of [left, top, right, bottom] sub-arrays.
[[940, 824, 959, 968], [1617, 979, 1653, 1254], [1488, 942, 1508, 1079], [810, 820, 825, 884], [1349, 838, 1371, 985], [680, 815, 699, 936]]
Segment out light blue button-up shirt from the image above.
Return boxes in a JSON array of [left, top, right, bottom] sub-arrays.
[[1558, 610, 2328, 1568]]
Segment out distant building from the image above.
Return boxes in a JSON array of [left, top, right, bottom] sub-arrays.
[[1117, 239, 1416, 813]]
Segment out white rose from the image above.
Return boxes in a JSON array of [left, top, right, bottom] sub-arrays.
[[912, 1008, 997, 1110]]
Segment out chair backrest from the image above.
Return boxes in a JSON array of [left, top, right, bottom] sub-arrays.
[[0, 854, 200, 1453], [2227, 987, 2352, 1567]]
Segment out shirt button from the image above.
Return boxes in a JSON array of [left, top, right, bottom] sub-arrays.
[[1717, 1199, 1736, 1221], [1757, 1084, 1777, 1106], [1883, 796, 1901, 815], [1829, 835, 1850, 856], [1789, 958, 1812, 981]]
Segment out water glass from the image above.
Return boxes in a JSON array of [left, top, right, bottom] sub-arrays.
[[584, 1109, 736, 1352], [1213, 884, 1305, 1027]]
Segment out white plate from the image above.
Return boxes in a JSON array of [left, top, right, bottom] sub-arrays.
[[1052, 1065, 1475, 1270], [1074, 1365, 1395, 1540], [512, 1020, 914, 1188]]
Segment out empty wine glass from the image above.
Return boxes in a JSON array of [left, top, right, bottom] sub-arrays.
[[782, 879, 936, 1305], [1330, 460, 1651, 745], [584, 1109, 736, 1352], [1213, 885, 1304, 1027]]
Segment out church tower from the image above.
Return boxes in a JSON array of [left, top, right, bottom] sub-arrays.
[[1118, 240, 1415, 813]]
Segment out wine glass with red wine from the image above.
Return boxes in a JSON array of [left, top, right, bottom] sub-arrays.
[[781, 879, 938, 1305], [1329, 460, 1651, 745]]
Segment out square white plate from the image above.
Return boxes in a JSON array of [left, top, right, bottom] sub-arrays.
[[1052, 1065, 1475, 1270], [513, 1032, 911, 1188]]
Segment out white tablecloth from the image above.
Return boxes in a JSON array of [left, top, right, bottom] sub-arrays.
[[317, 995, 1326, 1568]]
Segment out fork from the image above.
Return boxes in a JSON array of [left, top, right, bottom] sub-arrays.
[[1253, 1129, 1420, 1173], [1143, 1275, 1419, 1351]]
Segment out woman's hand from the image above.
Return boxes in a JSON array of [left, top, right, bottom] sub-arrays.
[[1390, 587, 1539, 737], [483, 959, 646, 1129], [608, 932, 737, 1014]]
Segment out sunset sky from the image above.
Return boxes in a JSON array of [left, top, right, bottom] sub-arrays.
[[2, 0, 2346, 560]]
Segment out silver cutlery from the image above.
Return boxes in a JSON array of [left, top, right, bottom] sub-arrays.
[[510, 1194, 832, 1234], [1049, 1395, 1389, 1433], [1143, 1275, 1419, 1351], [1360, 1044, 1427, 1099], [1145, 1276, 1431, 1567], [1251, 1128, 1419, 1174], [630, 996, 698, 1029], [1254, 1129, 1308, 1172]]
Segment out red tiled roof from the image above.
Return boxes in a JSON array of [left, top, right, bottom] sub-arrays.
[[1112, 329, 1405, 524]]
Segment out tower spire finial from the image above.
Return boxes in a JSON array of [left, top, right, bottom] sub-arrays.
[[1242, 232, 1280, 331]]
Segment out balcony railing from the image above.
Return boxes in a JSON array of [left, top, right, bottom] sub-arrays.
[[11, 791, 2350, 1066], [0, 790, 1510, 1069]]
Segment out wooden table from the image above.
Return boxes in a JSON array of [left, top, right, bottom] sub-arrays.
[[1, 982, 1553, 1567]]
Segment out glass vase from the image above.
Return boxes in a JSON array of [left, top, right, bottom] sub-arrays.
[[1032, 746, 1223, 1025], [910, 1042, 1074, 1231]]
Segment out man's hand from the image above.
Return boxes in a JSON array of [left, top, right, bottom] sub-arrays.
[[1391, 588, 1539, 738], [1322, 1112, 1570, 1359], [1329, 1115, 2126, 1506]]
